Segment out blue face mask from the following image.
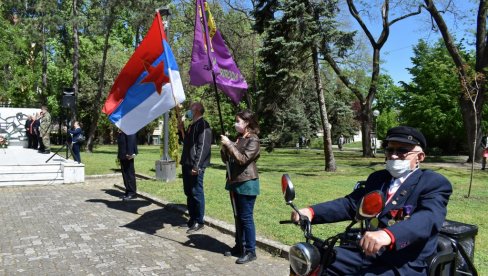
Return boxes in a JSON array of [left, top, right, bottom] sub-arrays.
[[186, 110, 193, 120]]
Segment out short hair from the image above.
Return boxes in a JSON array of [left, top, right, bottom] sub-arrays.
[[41, 105, 48, 111], [236, 109, 260, 135], [192, 102, 205, 115]]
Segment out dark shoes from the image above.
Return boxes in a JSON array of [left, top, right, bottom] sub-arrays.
[[224, 246, 242, 257], [186, 222, 204, 234], [122, 194, 136, 201], [178, 223, 190, 229], [236, 252, 257, 264]]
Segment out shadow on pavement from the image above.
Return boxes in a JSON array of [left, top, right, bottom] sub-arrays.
[[85, 198, 152, 214], [122, 206, 187, 235], [101, 188, 125, 198], [89, 188, 231, 255], [184, 233, 232, 255]]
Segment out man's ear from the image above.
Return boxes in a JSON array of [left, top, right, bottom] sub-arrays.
[[417, 152, 426, 162]]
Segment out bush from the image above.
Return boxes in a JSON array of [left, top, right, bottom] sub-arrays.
[[310, 137, 324, 149]]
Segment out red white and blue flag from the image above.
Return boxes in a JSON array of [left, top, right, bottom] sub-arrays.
[[103, 13, 185, 135]]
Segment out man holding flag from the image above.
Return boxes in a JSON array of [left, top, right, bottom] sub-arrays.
[[179, 102, 212, 234], [102, 10, 185, 200]]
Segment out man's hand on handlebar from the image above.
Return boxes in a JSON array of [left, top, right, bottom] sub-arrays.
[[291, 208, 312, 223], [359, 230, 391, 256]]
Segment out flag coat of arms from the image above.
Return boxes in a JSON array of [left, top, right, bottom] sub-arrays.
[[189, 0, 247, 104], [103, 13, 185, 135]]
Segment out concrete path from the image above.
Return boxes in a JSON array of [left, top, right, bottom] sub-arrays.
[[0, 178, 289, 275]]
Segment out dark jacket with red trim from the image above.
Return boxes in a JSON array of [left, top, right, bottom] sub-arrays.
[[310, 169, 452, 272]]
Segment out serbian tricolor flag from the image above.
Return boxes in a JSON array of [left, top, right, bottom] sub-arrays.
[[189, 0, 247, 104], [102, 13, 185, 135]]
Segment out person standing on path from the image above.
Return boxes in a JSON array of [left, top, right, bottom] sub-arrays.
[[117, 130, 138, 200], [481, 131, 488, 170], [220, 109, 261, 264], [38, 106, 52, 154], [338, 134, 345, 151], [65, 121, 83, 163], [178, 102, 212, 234], [24, 115, 33, 148]]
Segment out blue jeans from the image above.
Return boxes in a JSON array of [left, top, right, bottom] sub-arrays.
[[182, 166, 205, 225], [234, 193, 257, 253]]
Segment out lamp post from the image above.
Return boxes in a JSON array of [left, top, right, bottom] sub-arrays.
[[159, 6, 170, 161], [155, 6, 176, 182], [373, 110, 380, 133]]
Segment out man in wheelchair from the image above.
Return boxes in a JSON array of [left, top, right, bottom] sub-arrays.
[[292, 126, 454, 275]]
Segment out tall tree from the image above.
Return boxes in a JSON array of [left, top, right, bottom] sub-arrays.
[[323, 0, 421, 157], [71, 0, 80, 120], [254, 0, 356, 171], [422, 1, 487, 163], [401, 39, 466, 154], [422, 0, 487, 197], [85, 0, 122, 152]]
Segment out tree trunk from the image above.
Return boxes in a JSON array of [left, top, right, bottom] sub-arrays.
[[360, 105, 373, 157], [312, 46, 336, 171], [72, 0, 80, 121], [41, 22, 48, 104], [460, 89, 485, 162], [86, 7, 116, 153]]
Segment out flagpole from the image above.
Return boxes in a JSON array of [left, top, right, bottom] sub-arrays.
[[198, 0, 225, 135], [198, 0, 243, 256], [156, 9, 184, 143]]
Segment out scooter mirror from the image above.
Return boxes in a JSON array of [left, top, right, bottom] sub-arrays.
[[357, 191, 384, 220], [282, 174, 295, 203]]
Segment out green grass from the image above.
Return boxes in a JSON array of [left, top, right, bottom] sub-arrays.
[[74, 144, 487, 273]]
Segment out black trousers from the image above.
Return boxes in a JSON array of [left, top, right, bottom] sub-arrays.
[[120, 158, 136, 196]]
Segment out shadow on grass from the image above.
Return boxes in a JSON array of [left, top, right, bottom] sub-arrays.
[[83, 149, 117, 155]]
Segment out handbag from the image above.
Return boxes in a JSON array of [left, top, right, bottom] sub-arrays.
[[483, 149, 488, 158], [76, 132, 86, 143]]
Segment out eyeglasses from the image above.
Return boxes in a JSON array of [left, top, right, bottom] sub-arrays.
[[385, 147, 420, 158]]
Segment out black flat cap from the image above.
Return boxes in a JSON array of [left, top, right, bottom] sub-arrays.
[[385, 126, 426, 149]]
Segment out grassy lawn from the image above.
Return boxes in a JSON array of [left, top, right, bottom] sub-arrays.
[[77, 144, 487, 274]]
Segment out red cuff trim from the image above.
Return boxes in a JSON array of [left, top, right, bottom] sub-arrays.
[[383, 229, 395, 250], [308, 207, 315, 221]]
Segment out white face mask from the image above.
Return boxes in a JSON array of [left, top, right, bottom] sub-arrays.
[[385, 159, 412, 178], [234, 122, 246, 134]]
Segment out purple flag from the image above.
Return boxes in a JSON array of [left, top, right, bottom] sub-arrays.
[[189, 0, 248, 104]]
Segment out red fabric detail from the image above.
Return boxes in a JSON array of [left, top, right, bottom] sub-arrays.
[[308, 207, 315, 221], [383, 228, 395, 250]]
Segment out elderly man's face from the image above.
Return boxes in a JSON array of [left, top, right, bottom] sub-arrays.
[[190, 104, 201, 117], [385, 141, 425, 170]]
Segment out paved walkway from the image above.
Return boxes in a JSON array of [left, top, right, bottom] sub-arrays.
[[0, 178, 289, 275]]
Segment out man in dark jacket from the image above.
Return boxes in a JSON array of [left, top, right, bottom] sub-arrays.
[[179, 102, 212, 233], [117, 130, 138, 201], [292, 126, 452, 275], [24, 115, 33, 148]]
